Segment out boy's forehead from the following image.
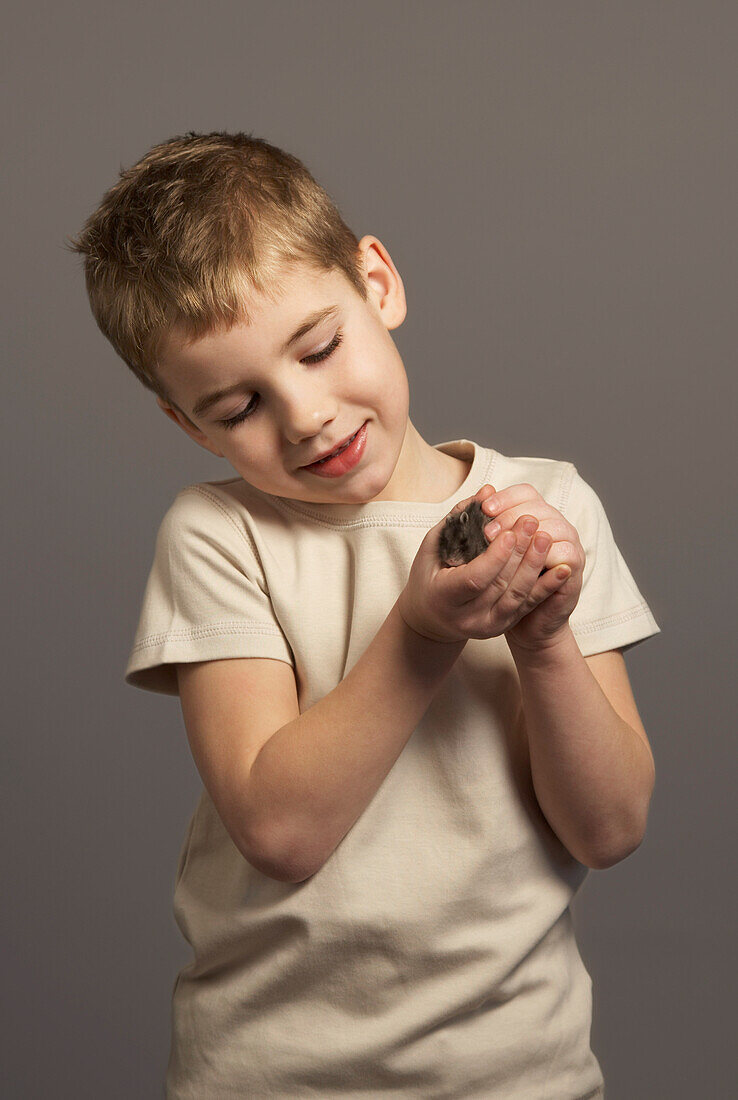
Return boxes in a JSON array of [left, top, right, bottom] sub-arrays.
[[170, 263, 350, 347], [246, 259, 354, 307]]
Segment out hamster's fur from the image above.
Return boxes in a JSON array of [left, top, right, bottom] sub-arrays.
[[437, 500, 489, 567], [437, 499, 548, 577]]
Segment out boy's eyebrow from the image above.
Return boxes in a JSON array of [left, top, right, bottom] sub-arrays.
[[191, 304, 341, 418]]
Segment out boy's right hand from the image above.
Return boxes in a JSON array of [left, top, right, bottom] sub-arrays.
[[397, 484, 570, 644]]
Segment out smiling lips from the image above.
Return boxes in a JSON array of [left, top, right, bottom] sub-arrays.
[[300, 421, 368, 477], [303, 426, 361, 466]]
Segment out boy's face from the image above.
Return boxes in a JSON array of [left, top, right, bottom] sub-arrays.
[[155, 236, 428, 505]]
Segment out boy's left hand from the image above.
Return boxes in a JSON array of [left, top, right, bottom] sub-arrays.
[[478, 483, 585, 653]]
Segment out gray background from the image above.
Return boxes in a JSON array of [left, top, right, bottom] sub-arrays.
[[3, 2, 735, 1097]]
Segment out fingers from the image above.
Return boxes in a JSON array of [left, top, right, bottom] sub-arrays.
[[449, 484, 496, 517], [480, 505, 571, 565], [480, 482, 539, 519], [451, 513, 564, 605], [474, 483, 497, 504], [495, 515, 550, 593]]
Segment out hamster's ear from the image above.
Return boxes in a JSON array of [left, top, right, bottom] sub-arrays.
[[460, 511, 469, 526]]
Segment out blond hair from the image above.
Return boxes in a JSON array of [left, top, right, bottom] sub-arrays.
[[66, 130, 367, 411]]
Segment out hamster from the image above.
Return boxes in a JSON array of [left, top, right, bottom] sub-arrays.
[[437, 498, 548, 576], [437, 500, 489, 567]]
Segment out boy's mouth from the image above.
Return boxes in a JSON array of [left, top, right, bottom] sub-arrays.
[[302, 424, 363, 466], [301, 421, 368, 476]]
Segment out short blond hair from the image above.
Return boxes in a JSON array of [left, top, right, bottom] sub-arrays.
[[66, 130, 367, 409]]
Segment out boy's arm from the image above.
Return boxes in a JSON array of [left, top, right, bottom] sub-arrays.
[[246, 597, 466, 882], [508, 625, 656, 870]]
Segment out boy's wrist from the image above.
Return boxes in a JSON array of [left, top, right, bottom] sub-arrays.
[[396, 589, 467, 646], [506, 623, 576, 667]]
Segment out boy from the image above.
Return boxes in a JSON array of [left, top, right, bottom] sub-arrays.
[[69, 130, 660, 1098]]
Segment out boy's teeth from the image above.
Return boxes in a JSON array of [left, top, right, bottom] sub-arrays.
[[322, 430, 357, 460]]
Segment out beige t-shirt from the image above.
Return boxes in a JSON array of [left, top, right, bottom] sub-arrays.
[[125, 439, 660, 1099]]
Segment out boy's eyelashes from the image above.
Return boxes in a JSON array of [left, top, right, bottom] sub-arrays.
[[217, 328, 345, 431]]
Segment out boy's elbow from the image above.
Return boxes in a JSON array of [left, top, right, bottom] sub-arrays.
[[239, 842, 314, 883], [279, 838, 333, 882], [274, 844, 325, 883], [240, 824, 326, 883], [586, 828, 647, 870], [586, 783, 653, 870], [245, 852, 301, 883]]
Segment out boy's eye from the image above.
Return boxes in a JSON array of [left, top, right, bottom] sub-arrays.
[[218, 328, 344, 431]]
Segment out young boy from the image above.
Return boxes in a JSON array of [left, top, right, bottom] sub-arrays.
[[69, 130, 660, 1099]]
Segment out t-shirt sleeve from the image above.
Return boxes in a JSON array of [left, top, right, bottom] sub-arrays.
[[560, 464, 662, 657], [124, 485, 295, 696]]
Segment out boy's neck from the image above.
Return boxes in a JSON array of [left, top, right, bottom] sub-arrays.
[[372, 420, 473, 504]]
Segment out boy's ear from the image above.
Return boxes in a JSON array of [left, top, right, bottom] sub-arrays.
[[156, 396, 225, 459], [357, 235, 407, 331]]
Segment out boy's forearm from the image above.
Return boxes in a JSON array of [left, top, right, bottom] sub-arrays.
[[508, 625, 655, 869], [247, 597, 466, 881]]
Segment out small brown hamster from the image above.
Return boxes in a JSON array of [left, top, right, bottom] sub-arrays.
[[437, 500, 489, 567], [438, 499, 548, 575]]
